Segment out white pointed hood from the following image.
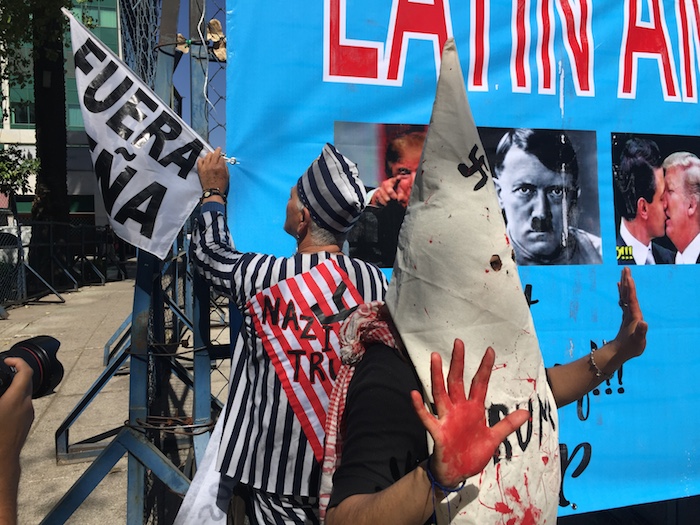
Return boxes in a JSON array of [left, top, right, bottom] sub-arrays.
[[386, 38, 541, 393], [385, 38, 560, 524]]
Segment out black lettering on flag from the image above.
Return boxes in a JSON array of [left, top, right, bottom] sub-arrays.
[[87, 133, 97, 151], [114, 147, 137, 161], [130, 112, 204, 179], [538, 393, 556, 445], [321, 325, 333, 352], [328, 355, 338, 380], [515, 399, 534, 451], [94, 149, 137, 215], [488, 404, 512, 463], [158, 140, 204, 179], [289, 350, 305, 382], [300, 315, 317, 340], [281, 301, 300, 331], [309, 352, 327, 384], [113, 182, 166, 239], [133, 112, 182, 158], [262, 296, 280, 324], [74, 37, 106, 75], [83, 61, 134, 114], [106, 88, 158, 140]]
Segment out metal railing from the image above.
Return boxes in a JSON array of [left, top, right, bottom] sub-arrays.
[[0, 219, 135, 306]]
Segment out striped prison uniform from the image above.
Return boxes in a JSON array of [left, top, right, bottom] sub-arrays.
[[191, 202, 388, 517]]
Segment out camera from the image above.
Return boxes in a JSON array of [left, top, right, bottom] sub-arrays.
[[0, 336, 64, 399]]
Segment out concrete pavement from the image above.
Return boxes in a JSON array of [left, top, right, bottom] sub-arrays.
[[1, 271, 231, 525], [2, 279, 135, 524]]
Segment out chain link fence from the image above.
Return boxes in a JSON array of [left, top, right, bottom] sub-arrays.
[[0, 214, 136, 307], [0, 211, 26, 306]]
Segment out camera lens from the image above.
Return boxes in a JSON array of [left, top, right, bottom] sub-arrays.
[[0, 336, 64, 399]]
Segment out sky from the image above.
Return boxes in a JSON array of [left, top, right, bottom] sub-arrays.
[[173, 0, 227, 151]]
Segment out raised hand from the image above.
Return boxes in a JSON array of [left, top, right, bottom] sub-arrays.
[[197, 147, 230, 194], [612, 267, 647, 361], [369, 177, 401, 207], [411, 340, 529, 488]]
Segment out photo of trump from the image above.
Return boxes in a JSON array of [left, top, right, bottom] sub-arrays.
[[611, 132, 700, 265]]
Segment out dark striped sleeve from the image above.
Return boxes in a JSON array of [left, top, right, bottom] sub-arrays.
[[191, 203, 277, 307], [191, 202, 243, 298]]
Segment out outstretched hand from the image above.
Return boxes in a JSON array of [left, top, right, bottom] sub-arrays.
[[197, 147, 230, 193], [611, 267, 647, 361], [411, 340, 529, 488]]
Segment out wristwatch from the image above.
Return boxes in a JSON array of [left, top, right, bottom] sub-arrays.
[[201, 188, 226, 203]]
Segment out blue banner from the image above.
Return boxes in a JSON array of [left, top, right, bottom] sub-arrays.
[[225, 0, 700, 515]]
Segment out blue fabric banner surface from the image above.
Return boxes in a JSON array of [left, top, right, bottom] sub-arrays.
[[225, 1, 700, 515]]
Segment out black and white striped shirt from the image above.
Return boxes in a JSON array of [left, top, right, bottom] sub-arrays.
[[191, 202, 388, 497]]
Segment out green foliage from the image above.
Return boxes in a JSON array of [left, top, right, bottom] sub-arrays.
[[0, 146, 39, 195], [0, 0, 87, 110], [0, 1, 99, 119], [0, 0, 36, 88]]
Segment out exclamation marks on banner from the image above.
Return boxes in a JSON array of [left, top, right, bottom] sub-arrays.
[[592, 364, 624, 396]]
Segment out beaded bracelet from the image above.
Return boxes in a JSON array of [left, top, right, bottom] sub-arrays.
[[426, 458, 466, 523], [589, 342, 614, 380]]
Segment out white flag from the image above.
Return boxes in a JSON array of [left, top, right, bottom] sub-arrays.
[[63, 8, 211, 260]]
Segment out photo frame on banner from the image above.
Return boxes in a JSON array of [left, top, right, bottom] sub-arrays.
[[336, 122, 428, 267], [611, 132, 700, 265], [338, 123, 601, 269]]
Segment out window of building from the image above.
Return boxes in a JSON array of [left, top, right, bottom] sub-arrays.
[[9, 85, 35, 128]]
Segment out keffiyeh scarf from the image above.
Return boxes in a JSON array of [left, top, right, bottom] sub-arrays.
[[318, 301, 398, 521]]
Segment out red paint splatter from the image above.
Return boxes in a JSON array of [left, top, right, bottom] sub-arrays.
[[521, 507, 541, 525], [542, 456, 550, 465], [486, 467, 543, 524], [495, 502, 512, 514], [515, 376, 537, 389], [429, 238, 433, 244], [504, 234, 511, 245], [505, 486, 521, 503], [437, 399, 491, 483]]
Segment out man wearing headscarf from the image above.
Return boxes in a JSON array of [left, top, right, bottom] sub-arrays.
[[189, 144, 388, 524]]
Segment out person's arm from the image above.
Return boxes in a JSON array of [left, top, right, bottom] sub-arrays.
[[0, 359, 34, 525], [326, 461, 434, 525], [326, 341, 529, 525], [547, 267, 648, 407], [190, 148, 246, 299]]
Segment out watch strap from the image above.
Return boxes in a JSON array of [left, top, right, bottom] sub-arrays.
[[201, 188, 226, 203]]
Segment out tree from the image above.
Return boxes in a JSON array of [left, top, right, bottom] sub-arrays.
[[0, 0, 72, 285], [0, 146, 39, 198]]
